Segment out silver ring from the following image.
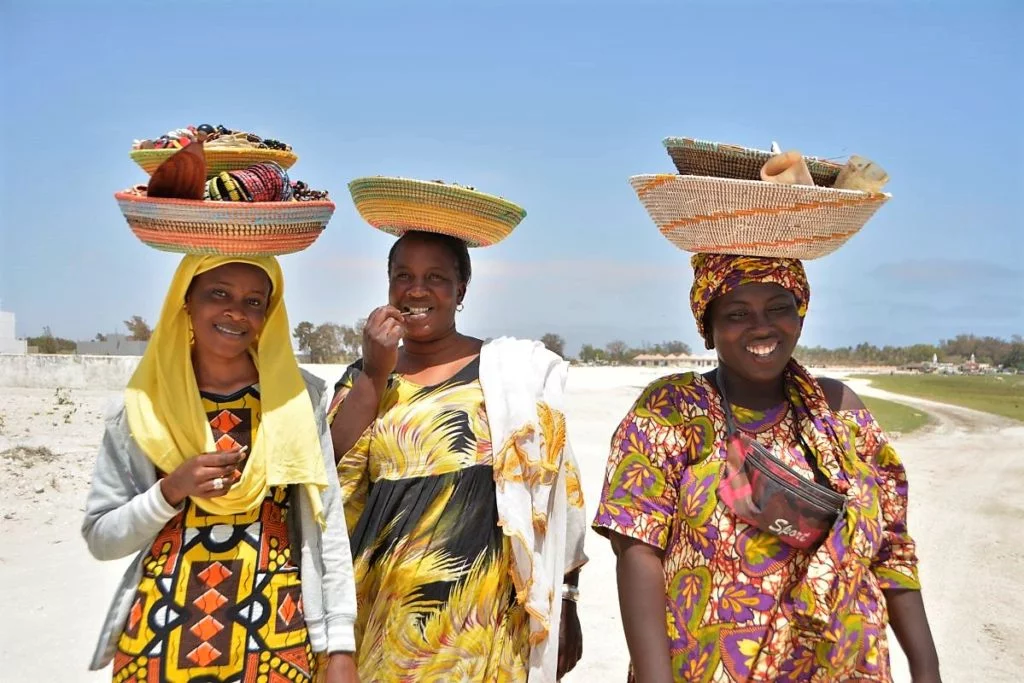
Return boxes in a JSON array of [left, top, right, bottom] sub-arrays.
[[212, 477, 224, 491]]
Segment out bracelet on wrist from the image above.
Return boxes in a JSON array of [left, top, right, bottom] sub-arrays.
[[562, 584, 580, 602]]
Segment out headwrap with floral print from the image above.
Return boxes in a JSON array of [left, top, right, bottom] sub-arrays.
[[689, 253, 810, 341]]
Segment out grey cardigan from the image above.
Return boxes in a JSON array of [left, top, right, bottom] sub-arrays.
[[82, 369, 356, 670]]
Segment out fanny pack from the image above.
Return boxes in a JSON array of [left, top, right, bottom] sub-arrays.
[[714, 371, 845, 550]]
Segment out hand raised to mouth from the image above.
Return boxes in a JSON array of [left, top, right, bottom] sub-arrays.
[[363, 305, 406, 380]]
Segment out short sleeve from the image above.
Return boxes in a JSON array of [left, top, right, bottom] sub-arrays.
[[327, 360, 364, 424], [592, 374, 716, 550]]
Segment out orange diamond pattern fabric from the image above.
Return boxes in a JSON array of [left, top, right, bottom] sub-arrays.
[[112, 386, 317, 683]]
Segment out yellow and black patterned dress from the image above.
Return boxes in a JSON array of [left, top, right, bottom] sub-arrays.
[[113, 386, 317, 683], [332, 357, 530, 682]]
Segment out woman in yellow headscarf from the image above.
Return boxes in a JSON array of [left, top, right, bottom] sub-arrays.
[[83, 255, 360, 683]]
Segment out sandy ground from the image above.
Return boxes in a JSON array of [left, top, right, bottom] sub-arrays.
[[0, 367, 1021, 681]]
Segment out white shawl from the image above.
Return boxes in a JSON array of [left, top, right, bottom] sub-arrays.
[[479, 337, 588, 683]]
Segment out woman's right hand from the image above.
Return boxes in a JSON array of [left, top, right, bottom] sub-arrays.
[[159, 447, 246, 507], [362, 305, 406, 381]]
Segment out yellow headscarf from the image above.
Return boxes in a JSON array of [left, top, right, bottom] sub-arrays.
[[125, 254, 328, 525]]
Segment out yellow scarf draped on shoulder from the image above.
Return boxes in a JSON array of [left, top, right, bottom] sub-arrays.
[[124, 254, 328, 525]]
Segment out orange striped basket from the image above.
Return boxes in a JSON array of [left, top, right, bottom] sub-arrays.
[[130, 148, 298, 179], [348, 177, 526, 247], [629, 174, 889, 260], [115, 188, 334, 256]]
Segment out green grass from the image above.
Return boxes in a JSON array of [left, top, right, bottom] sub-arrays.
[[851, 374, 1024, 422], [860, 396, 932, 435]]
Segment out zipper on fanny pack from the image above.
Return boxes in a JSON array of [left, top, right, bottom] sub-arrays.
[[750, 442, 844, 505], [745, 450, 845, 512], [713, 367, 844, 512]]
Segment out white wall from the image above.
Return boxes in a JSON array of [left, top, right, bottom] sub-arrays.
[[0, 312, 26, 354], [0, 340, 27, 354], [0, 354, 142, 389]]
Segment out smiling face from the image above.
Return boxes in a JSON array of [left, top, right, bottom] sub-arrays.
[[708, 282, 803, 384], [387, 234, 468, 343], [186, 262, 272, 362]]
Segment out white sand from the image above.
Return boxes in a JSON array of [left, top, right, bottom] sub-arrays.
[[0, 368, 1021, 681]]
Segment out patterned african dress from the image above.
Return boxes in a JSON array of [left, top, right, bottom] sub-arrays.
[[331, 358, 531, 682], [113, 386, 317, 683], [593, 372, 920, 683]]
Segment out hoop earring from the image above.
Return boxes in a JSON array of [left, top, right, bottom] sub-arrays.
[[456, 303, 465, 312]]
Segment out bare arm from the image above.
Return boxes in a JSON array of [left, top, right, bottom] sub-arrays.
[[885, 588, 941, 682], [329, 305, 405, 463], [610, 533, 674, 683]]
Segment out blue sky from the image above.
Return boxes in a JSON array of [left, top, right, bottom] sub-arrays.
[[1, 0, 1021, 355]]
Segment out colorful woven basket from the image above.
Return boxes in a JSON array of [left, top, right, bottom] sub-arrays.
[[664, 138, 843, 187], [130, 148, 298, 179], [115, 189, 334, 257], [348, 177, 526, 247], [630, 174, 889, 260]]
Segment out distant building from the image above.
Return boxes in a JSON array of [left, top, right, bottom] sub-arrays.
[[633, 353, 717, 369], [0, 310, 27, 354], [76, 333, 148, 356]]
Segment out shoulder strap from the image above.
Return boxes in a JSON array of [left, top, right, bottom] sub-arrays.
[[713, 368, 739, 437], [716, 367, 831, 487]]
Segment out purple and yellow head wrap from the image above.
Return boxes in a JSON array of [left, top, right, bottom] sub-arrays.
[[689, 253, 810, 341]]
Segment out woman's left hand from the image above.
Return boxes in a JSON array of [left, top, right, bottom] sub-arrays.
[[557, 599, 582, 679], [323, 652, 360, 683]]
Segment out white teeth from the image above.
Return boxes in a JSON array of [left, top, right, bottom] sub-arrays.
[[406, 307, 430, 314], [214, 324, 245, 336], [746, 343, 778, 356]]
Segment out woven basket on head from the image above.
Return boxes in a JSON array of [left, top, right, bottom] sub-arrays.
[[630, 174, 889, 260], [115, 189, 334, 257], [348, 177, 526, 247], [130, 148, 299, 179], [663, 138, 843, 187]]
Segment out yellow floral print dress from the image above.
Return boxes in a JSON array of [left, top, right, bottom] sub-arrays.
[[332, 357, 533, 682]]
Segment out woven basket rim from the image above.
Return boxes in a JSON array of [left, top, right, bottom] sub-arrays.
[[114, 190, 335, 211], [129, 148, 300, 178], [129, 147, 298, 159], [628, 172, 888, 260], [628, 174, 890, 200], [661, 137, 844, 169], [348, 176, 526, 217]]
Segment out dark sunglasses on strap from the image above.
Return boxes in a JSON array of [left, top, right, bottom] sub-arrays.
[[713, 370, 845, 550]]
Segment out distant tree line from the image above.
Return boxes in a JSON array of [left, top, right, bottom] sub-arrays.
[[576, 339, 692, 364], [23, 318, 1023, 371], [26, 326, 76, 354], [794, 334, 1024, 369], [293, 320, 367, 364], [289, 326, 1023, 370], [27, 316, 154, 353]]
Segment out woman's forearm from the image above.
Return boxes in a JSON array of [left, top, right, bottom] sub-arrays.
[[885, 588, 941, 680], [612, 534, 673, 683]]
